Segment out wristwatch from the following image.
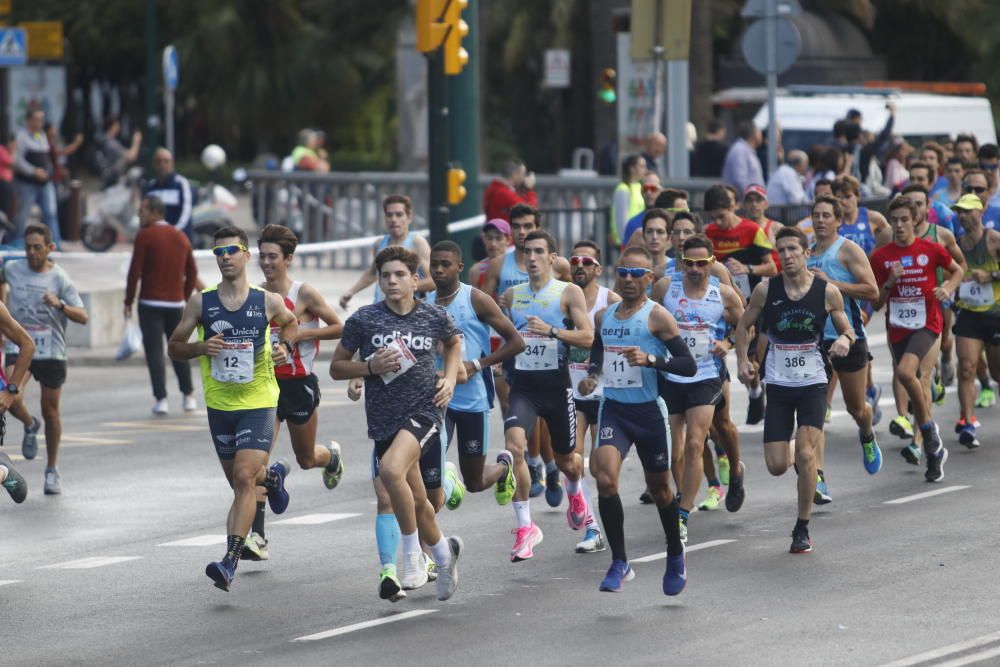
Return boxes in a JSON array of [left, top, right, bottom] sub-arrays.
[[646, 353, 657, 367], [549, 327, 560, 339], [6, 383, 18, 395]]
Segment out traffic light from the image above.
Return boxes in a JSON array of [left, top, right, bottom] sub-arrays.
[[598, 68, 616, 104], [416, 0, 447, 53], [447, 166, 467, 205], [443, 0, 469, 75]]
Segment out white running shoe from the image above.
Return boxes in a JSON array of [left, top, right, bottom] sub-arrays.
[[436, 536, 463, 601], [400, 551, 429, 590], [152, 399, 169, 416], [43, 467, 61, 495], [183, 395, 198, 412]]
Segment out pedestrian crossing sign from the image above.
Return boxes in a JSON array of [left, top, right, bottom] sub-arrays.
[[0, 28, 27, 67]]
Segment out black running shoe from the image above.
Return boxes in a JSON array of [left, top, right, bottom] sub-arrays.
[[725, 462, 746, 513], [925, 447, 948, 483], [638, 489, 654, 504], [746, 392, 765, 425], [790, 526, 812, 554], [0, 452, 26, 504]]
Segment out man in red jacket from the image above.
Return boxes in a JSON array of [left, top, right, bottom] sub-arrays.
[[124, 195, 199, 415], [483, 159, 538, 222]]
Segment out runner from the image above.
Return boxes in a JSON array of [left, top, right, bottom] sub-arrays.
[[796, 179, 833, 245], [870, 198, 964, 480], [247, 224, 345, 561], [951, 194, 1000, 448], [741, 184, 784, 247], [0, 298, 38, 503], [167, 227, 298, 591], [498, 230, 595, 561], [625, 188, 689, 249], [576, 244, 696, 594], [735, 226, 856, 553], [2, 223, 88, 495], [332, 245, 463, 602], [651, 235, 746, 542], [640, 209, 673, 278], [339, 194, 433, 310], [566, 239, 620, 553]]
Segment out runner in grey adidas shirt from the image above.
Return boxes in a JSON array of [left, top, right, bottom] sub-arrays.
[[1, 223, 88, 495]]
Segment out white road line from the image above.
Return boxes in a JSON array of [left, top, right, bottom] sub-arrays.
[[631, 539, 736, 564], [157, 535, 227, 547], [271, 512, 361, 526], [292, 609, 438, 642], [884, 485, 970, 505], [0, 579, 21, 586], [39, 556, 142, 570], [879, 629, 1000, 666]]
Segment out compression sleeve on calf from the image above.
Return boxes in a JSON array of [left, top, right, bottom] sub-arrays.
[[653, 336, 698, 377], [588, 328, 605, 377]]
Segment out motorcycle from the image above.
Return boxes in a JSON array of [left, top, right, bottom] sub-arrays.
[[79, 167, 143, 252]]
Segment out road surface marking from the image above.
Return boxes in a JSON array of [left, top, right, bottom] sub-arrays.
[[631, 539, 736, 563], [884, 485, 970, 505], [0, 580, 21, 586], [879, 629, 1000, 666], [292, 610, 438, 642], [157, 535, 227, 547], [271, 512, 361, 526], [39, 556, 142, 570]]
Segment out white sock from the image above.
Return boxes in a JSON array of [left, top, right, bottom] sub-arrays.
[[401, 531, 420, 555], [513, 500, 532, 528], [428, 537, 452, 567], [566, 477, 580, 495], [0, 465, 7, 483], [545, 460, 557, 474], [749, 383, 763, 399], [526, 454, 543, 468]]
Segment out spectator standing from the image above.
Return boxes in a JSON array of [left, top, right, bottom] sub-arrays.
[[935, 157, 965, 207], [483, 158, 538, 222], [13, 109, 59, 247], [883, 139, 912, 192], [0, 134, 14, 219], [691, 119, 729, 177], [954, 134, 978, 166], [766, 149, 809, 205], [977, 144, 1000, 209], [611, 154, 647, 247], [641, 131, 667, 178], [291, 129, 330, 172], [722, 121, 764, 193], [620, 171, 662, 246], [94, 115, 141, 189], [142, 148, 196, 240], [806, 145, 846, 200], [124, 195, 199, 415]]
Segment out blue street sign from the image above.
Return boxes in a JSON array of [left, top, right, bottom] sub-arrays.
[[163, 45, 179, 92], [0, 29, 27, 67]]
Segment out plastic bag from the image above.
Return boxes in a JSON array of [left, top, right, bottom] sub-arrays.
[[116, 319, 143, 361]]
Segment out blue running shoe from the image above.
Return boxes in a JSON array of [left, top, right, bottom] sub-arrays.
[[528, 462, 545, 498], [663, 550, 686, 596], [959, 423, 981, 449], [860, 431, 882, 475], [267, 458, 291, 515], [544, 469, 563, 508], [599, 560, 634, 592], [814, 473, 832, 505], [206, 558, 236, 592], [866, 384, 883, 426]]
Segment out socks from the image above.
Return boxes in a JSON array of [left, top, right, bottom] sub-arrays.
[[566, 477, 580, 495], [795, 517, 809, 532], [252, 501, 266, 538], [401, 531, 421, 555], [598, 494, 627, 562], [678, 508, 690, 523], [513, 500, 532, 528], [545, 460, 557, 475], [582, 477, 597, 527], [225, 534, 246, 563], [749, 383, 763, 399], [443, 472, 456, 500], [0, 464, 7, 483], [428, 537, 452, 567], [375, 513, 401, 567], [526, 454, 543, 468], [658, 499, 683, 557]]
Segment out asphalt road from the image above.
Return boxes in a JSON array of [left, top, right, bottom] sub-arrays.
[[2, 318, 1000, 667]]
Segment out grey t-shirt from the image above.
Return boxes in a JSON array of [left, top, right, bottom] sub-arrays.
[[1, 260, 84, 361], [340, 300, 458, 442]]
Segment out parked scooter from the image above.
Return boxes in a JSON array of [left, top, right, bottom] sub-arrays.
[[79, 166, 143, 252]]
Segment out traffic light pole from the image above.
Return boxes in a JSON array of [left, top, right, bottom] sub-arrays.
[[427, 50, 450, 246]]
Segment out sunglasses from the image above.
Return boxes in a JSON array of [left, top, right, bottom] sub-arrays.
[[979, 162, 999, 171], [617, 267, 653, 278], [212, 244, 248, 257], [682, 256, 714, 267], [965, 186, 988, 194], [642, 185, 660, 193], [570, 255, 600, 267]]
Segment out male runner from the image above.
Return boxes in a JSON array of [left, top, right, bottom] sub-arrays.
[[0, 299, 38, 503], [951, 194, 1000, 448], [736, 226, 855, 553], [339, 194, 433, 309], [577, 245, 696, 594], [742, 184, 783, 246], [168, 227, 298, 591], [248, 224, 345, 561], [640, 209, 673, 278], [2, 223, 88, 495], [870, 198, 964, 480], [498, 230, 594, 561], [468, 219, 513, 422], [652, 235, 745, 542], [332, 245, 463, 602], [566, 239, 620, 553]]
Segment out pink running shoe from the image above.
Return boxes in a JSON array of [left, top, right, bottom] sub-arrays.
[[566, 490, 588, 531], [510, 523, 544, 562]]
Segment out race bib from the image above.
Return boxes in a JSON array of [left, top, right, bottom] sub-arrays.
[[211, 341, 254, 384], [515, 332, 558, 371], [678, 323, 712, 363], [958, 280, 995, 307], [602, 345, 642, 388], [380, 336, 417, 385], [5, 324, 54, 360], [733, 273, 751, 299], [570, 361, 602, 400], [773, 342, 820, 383], [889, 297, 927, 330]]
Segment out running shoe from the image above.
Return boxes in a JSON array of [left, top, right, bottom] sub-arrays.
[[510, 523, 543, 562], [638, 489, 654, 504], [152, 399, 169, 416], [0, 453, 26, 503], [322, 441, 344, 490], [725, 462, 746, 513], [426, 556, 437, 582], [575, 526, 606, 553], [240, 532, 269, 561], [921, 422, 943, 455], [566, 488, 588, 530], [958, 423, 980, 449], [444, 462, 466, 511], [21, 416, 40, 460], [900, 442, 922, 466], [528, 461, 544, 498], [931, 373, 946, 406], [867, 384, 883, 426], [266, 459, 291, 514], [824, 404, 832, 423], [889, 415, 914, 440], [599, 560, 635, 592], [544, 469, 563, 507], [790, 526, 812, 554], [746, 391, 765, 425], [698, 485, 725, 511], [860, 431, 882, 475], [205, 558, 236, 591], [976, 386, 996, 408], [43, 467, 61, 495], [183, 394, 198, 412], [954, 417, 981, 433], [814, 473, 832, 505], [718, 455, 731, 486], [436, 536, 463, 601], [942, 360, 956, 387], [925, 447, 949, 483], [679, 517, 688, 544], [400, 551, 429, 590], [379, 565, 406, 602], [663, 550, 687, 596], [494, 451, 515, 506]]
